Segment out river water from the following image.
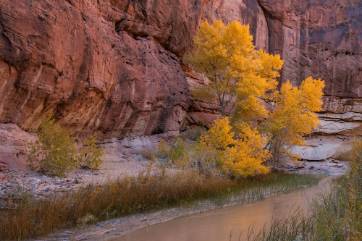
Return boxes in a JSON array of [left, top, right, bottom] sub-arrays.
[[114, 178, 331, 241]]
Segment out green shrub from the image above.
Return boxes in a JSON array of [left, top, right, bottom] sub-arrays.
[[28, 119, 104, 176], [79, 135, 103, 170], [28, 118, 78, 177]]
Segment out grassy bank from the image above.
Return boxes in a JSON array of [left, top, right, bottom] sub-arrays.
[[248, 141, 362, 241], [0, 171, 319, 240]]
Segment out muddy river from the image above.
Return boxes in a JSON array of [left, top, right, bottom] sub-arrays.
[[113, 178, 331, 241]]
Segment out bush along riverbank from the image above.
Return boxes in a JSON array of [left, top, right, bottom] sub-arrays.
[[0, 171, 320, 241], [248, 141, 362, 241]]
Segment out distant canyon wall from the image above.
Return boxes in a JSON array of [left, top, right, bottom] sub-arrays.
[[0, 0, 361, 137]]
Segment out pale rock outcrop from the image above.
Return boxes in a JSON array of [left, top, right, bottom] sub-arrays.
[[290, 136, 352, 161], [315, 120, 360, 134]]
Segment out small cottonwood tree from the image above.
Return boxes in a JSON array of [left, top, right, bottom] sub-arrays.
[[199, 118, 270, 178], [223, 122, 270, 177], [265, 77, 325, 163]]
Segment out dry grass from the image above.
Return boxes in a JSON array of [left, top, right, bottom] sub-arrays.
[[0, 172, 234, 240], [249, 140, 362, 241], [0, 171, 319, 241]]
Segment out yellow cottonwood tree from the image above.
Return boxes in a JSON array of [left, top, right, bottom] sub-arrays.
[[265, 77, 325, 163], [189, 20, 325, 173], [199, 118, 269, 177], [185, 20, 283, 117]]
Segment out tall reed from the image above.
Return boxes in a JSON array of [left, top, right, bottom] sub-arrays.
[[0, 172, 318, 240], [248, 140, 362, 241]]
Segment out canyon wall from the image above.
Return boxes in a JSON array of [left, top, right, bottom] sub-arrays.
[[0, 0, 361, 138], [258, 0, 362, 114]]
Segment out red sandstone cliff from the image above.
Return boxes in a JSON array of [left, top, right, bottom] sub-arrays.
[[0, 0, 361, 137]]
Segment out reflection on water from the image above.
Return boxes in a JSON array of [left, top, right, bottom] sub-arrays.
[[115, 178, 330, 241]]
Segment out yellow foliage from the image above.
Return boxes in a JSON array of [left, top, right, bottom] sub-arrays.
[[186, 20, 283, 117], [199, 117, 234, 151], [266, 77, 325, 161], [234, 92, 269, 122], [223, 123, 270, 177], [256, 50, 284, 84], [234, 123, 271, 162], [223, 146, 270, 177], [199, 118, 269, 177], [299, 76, 326, 112], [233, 50, 283, 123]]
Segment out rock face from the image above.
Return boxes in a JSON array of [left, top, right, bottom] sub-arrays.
[[0, 0, 195, 137], [0, 0, 361, 137], [0, 124, 35, 170], [257, 0, 362, 114]]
